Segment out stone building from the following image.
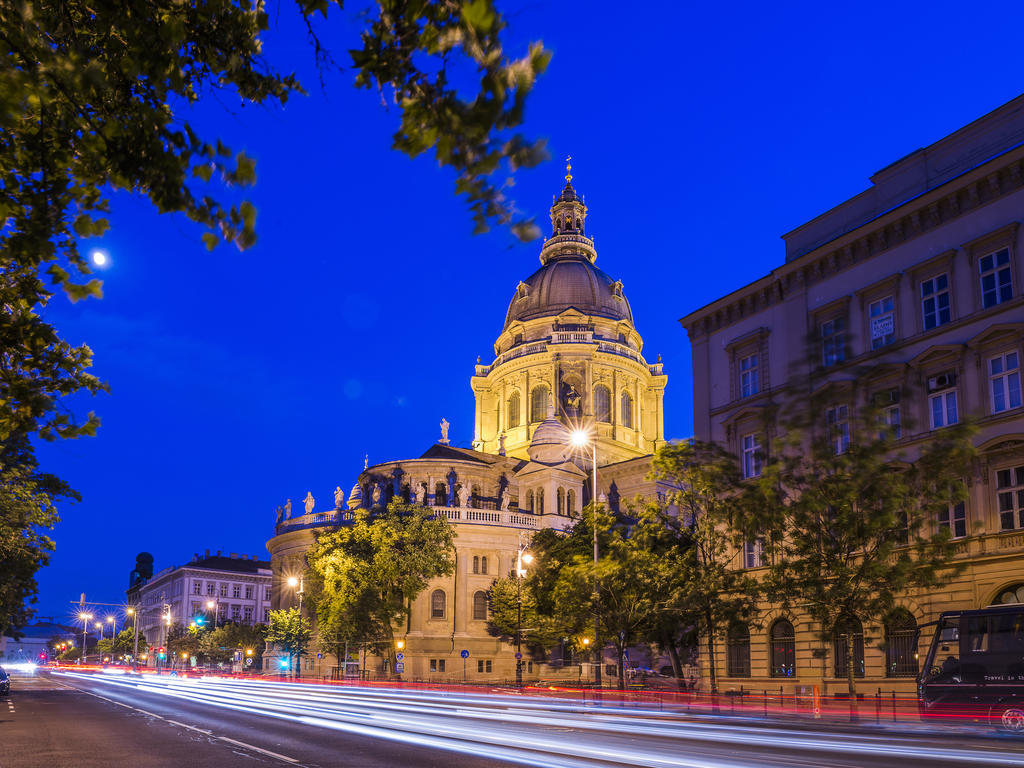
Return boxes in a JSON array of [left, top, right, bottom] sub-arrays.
[[266, 168, 672, 681], [681, 94, 1024, 696], [126, 550, 272, 664]]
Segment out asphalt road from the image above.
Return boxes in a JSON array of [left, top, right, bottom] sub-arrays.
[[5, 670, 1024, 768]]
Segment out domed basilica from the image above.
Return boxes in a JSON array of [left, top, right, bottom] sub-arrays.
[[266, 166, 670, 680]]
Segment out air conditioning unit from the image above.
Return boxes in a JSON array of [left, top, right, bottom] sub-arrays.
[[927, 373, 956, 392]]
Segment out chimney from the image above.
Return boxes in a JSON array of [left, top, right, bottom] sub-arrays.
[[230, 552, 238, 559], [205, 549, 210, 558], [217, 550, 222, 556]]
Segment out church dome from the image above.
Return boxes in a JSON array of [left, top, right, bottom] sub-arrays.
[[504, 256, 633, 329], [527, 403, 572, 464]]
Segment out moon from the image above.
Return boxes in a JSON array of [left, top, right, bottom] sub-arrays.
[[91, 250, 108, 267]]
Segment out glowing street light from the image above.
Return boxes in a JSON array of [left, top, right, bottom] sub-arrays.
[[568, 428, 603, 689], [78, 612, 92, 665], [515, 538, 534, 687]]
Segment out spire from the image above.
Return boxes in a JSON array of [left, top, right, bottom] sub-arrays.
[[565, 155, 573, 184]]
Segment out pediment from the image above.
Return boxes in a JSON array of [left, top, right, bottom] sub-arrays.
[[967, 323, 1024, 350], [908, 343, 965, 368]]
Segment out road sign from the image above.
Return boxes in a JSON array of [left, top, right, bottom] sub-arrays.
[[395, 662, 405, 673], [245, 658, 253, 667], [396, 652, 405, 661], [316, 653, 322, 659], [514, 652, 522, 660], [460, 649, 469, 659]]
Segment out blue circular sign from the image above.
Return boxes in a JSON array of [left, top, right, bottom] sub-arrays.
[[514, 652, 522, 660], [460, 649, 469, 659]]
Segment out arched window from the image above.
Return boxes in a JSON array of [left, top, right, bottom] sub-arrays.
[[885, 609, 918, 677], [507, 391, 520, 428], [480, 556, 487, 575], [557, 488, 565, 515], [526, 490, 534, 513], [434, 482, 447, 507], [726, 623, 750, 677], [567, 489, 576, 515], [530, 386, 549, 423], [471, 485, 481, 509], [992, 583, 1024, 605], [833, 616, 865, 678], [472, 556, 479, 574], [537, 489, 545, 515], [473, 591, 488, 621], [770, 619, 796, 677], [430, 589, 446, 619], [621, 391, 633, 429], [593, 385, 611, 423]]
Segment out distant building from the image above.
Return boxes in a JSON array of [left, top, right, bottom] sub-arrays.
[[681, 94, 1024, 695], [0, 620, 77, 663], [126, 550, 272, 658]]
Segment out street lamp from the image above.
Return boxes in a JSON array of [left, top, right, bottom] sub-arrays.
[[206, 599, 219, 627], [78, 612, 92, 665], [569, 428, 602, 689], [107, 615, 116, 637], [286, 576, 305, 678], [515, 540, 534, 687]]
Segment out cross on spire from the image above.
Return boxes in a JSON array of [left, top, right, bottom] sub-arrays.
[[565, 155, 573, 183]]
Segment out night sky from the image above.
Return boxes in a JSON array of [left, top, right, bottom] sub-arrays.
[[31, 1, 1024, 623]]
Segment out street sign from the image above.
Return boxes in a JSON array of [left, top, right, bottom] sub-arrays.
[[514, 652, 522, 660], [460, 649, 469, 659], [395, 662, 405, 673], [396, 652, 405, 661], [316, 653, 323, 659], [245, 658, 253, 666]]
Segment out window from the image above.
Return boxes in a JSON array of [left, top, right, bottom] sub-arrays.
[[191, 601, 200, 614], [526, 490, 534, 513], [884, 610, 918, 678], [480, 556, 487, 575], [739, 353, 759, 397], [473, 591, 488, 620], [869, 296, 896, 349], [435, 482, 447, 506], [567, 489, 576, 515], [593, 385, 611, 423], [231, 605, 241, 622], [243, 606, 253, 624], [741, 433, 762, 479], [472, 556, 479, 574], [265, 588, 271, 601], [530, 386, 548, 423], [990, 352, 1022, 414], [430, 589, 446, 619], [206, 582, 216, 596], [980, 248, 1013, 308], [219, 583, 228, 598], [621, 391, 633, 429], [938, 501, 967, 539], [263, 609, 269, 622], [192, 582, 202, 595], [245, 586, 253, 600], [430, 659, 446, 673], [833, 616, 865, 678], [232, 584, 241, 599], [921, 274, 951, 330], [821, 317, 846, 366], [997, 466, 1024, 531], [477, 659, 492, 673], [770, 620, 796, 677], [507, 391, 520, 428], [743, 536, 765, 569], [557, 488, 565, 515], [725, 623, 750, 677], [537, 489, 545, 515], [826, 405, 850, 454], [929, 388, 958, 429]]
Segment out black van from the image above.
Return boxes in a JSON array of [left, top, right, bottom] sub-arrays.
[[919, 604, 1024, 731]]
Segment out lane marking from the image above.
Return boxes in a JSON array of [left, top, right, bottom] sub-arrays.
[[61, 680, 302, 765]]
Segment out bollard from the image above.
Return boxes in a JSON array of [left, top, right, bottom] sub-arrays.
[[892, 690, 897, 721], [763, 689, 768, 718], [875, 687, 881, 724]]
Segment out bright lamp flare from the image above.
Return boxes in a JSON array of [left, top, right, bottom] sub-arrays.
[[569, 430, 589, 448], [287, 577, 299, 587], [521, 553, 534, 564]]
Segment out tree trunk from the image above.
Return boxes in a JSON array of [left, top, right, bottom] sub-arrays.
[[664, 631, 684, 690], [705, 607, 718, 695], [617, 642, 626, 690], [846, 632, 858, 721]]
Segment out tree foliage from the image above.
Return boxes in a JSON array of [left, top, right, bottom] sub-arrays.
[[648, 440, 760, 694], [748, 389, 975, 700], [307, 499, 454, 673], [485, 573, 566, 656], [265, 607, 311, 669], [200, 622, 266, 665], [0, 0, 547, 631]]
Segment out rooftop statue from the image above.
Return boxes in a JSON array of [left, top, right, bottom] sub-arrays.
[[439, 417, 450, 444], [304, 491, 315, 515]]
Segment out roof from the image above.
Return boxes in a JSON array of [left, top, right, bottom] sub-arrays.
[[417, 444, 524, 468], [504, 255, 633, 329], [184, 554, 271, 574]]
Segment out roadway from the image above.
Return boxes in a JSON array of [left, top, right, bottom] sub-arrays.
[[4, 670, 1024, 767]]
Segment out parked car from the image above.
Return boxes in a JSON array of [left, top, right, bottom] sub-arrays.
[[0, 667, 10, 695]]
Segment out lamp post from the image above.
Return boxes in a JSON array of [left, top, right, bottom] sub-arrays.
[[78, 612, 92, 664], [287, 576, 305, 677], [515, 540, 534, 687], [570, 429, 602, 689], [206, 599, 219, 627], [127, 607, 140, 673]]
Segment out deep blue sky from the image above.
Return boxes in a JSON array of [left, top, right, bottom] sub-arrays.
[[31, 1, 1024, 623]]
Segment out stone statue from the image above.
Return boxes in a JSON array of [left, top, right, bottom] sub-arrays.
[[562, 382, 582, 418], [304, 491, 315, 515], [456, 486, 467, 507], [499, 487, 510, 511], [275, 506, 283, 524], [498, 433, 506, 455], [284, 499, 292, 519], [371, 482, 383, 506], [409, 482, 420, 504], [439, 418, 450, 444], [334, 486, 345, 509]]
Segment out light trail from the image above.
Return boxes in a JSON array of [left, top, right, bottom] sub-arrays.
[[55, 672, 1024, 768]]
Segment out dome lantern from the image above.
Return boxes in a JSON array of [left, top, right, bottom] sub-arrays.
[[541, 157, 595, 266]]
